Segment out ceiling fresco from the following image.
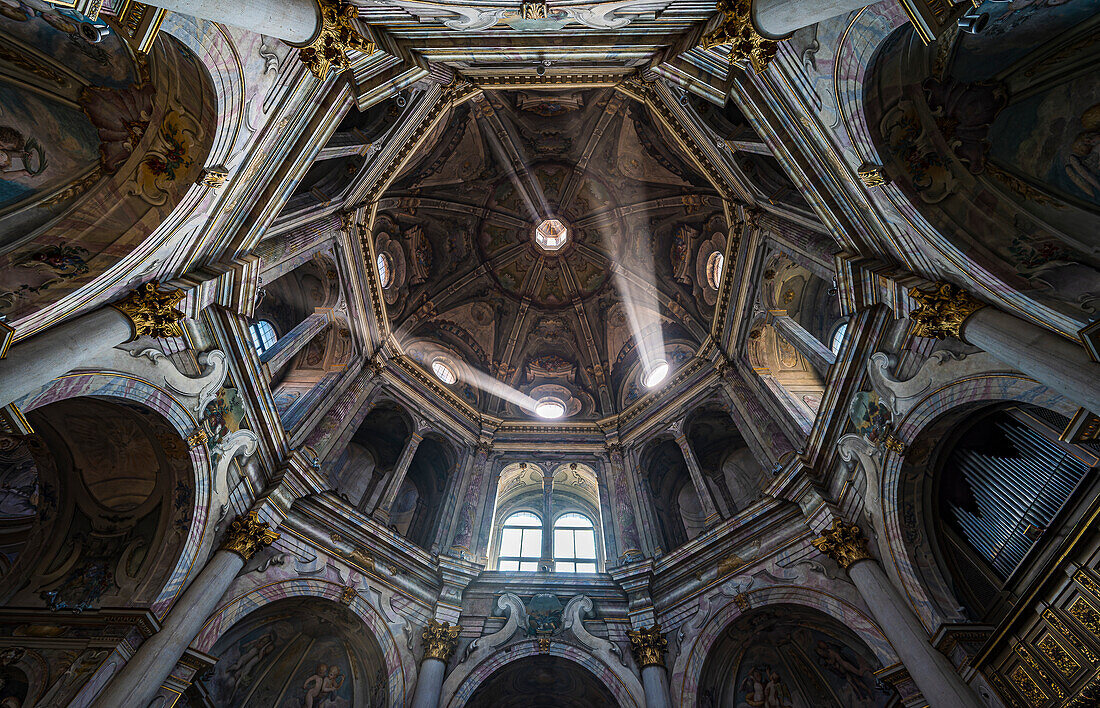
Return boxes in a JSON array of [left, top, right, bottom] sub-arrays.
[[376, 87, 729, 420]]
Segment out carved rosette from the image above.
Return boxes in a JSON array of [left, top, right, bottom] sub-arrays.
[[422, 619, 461, 662], [811, 519, 872, 570], [219, 511, 279, 561], [627, 625, 668, 668], [700, 0, 777, 73], [908, 281, 986, 341], [110, 282, 186, 339], [299, 0, 375, 79]]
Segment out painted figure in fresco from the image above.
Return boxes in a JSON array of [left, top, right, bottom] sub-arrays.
[[0, 126, 46, 178], [815, 640, 876, 706], [1067, 103, 1100, 198], [740, 665, 792, 707], [302, 663, 346, 707], [228, 630, 276, 684]]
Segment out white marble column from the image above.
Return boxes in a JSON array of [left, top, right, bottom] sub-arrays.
[[142, 0, 321, 43], [769, 312, 836, 379], [89, 512, 277, 708], [813, 519, 985, 708], [259, 310, 330, 375], [0, 283, 185, 409], [411, 620, 460, 708], [911, 282, 1100, 415], [373, 421, 428, 524], [751, 0, 876, 38], [540, 471, 554, 570], [670, 425, 722, 525]]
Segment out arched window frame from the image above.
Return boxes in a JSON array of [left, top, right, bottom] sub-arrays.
[[552, 511, 598, 573], [248, 320, 278, 356], [828, 318, 849, 355], [495, 510, 543, 572]]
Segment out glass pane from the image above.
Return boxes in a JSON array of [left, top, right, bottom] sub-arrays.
[[557, 561, 575, 573], [577, 562, 596, 573], [520, 529, 542, 558], [574, 529, 596, 559], [554, 528, 573, 558], [556, 512, 591, 528], [505, 511, 541, 528], [500, 528, 522, 557], [519, 562, 538, 571], [499, 560, 519, 571]]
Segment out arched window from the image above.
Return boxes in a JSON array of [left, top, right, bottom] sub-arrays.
[[497, 511, 542, 571], [377, 252, 394, 288], [248, 320, 277, 356], [706, 250, 724, 290], [553, 512, 597, 572], [829, 320, 849, 354]]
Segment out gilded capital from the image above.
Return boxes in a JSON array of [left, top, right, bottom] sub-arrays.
[[811, 519, 872, 570], [110, 282, 186, 339], [700, 0, 778, 73], [908, 281, 986, 341], [219, 511, 279, 561], [299, 0, 375, 79], [627, 625, 668, 668], [422, 619, 461, 662]]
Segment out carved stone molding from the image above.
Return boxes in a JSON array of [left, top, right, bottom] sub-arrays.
[[811, 518, 872, 570], [220, 511, 279, 561]]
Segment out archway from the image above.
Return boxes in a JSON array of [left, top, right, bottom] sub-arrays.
[[464, 654, 624, 708], [697, 605, 897, 707]]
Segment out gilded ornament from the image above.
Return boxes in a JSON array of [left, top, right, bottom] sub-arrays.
[[1069, 596, 1100, 638], [422, 619, 461, 662], [908, 281, 986, 340], [734, 593, 750, 611], [200, 167, 228, 188], [627, 625, 667, 668], [811, 518, 872, 570], [1009, 665, 1047, 707], [299, 0, 375, 79], [1015, 644, 1065, 700], [219, 511, 279, 561], [1043, 609, 1098, 662], [857, 164, 889, 188], [110, 282, 187, 339], [339, 585, 358, 605], [700, 0, 778, 74], [186, 429, 208, 448], [536, 634, 552, 652], [1036, 633, 1079, 678], [882, 435, 906, 454]]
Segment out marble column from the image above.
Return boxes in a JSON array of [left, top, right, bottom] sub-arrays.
[[769, 311, 836, 378], [143, 0, 320, 43], [910, 281, 1100, 414], [604, 444, 643, 563], [751, 0, 875, 38], [0, 283, 185, 409], [316, 130, 374, 160], [255, 216, 339, 283], [410, 619, 460, 708], [812, 519, 985, 708], [540, 470, 554, 571], [373, 422, 427, 524], [628, 625, 671, 708], [670, 426, 722, 525], [89, 512, 278, 708], [450, 442, 492, 554], [259, 310, 330, 375]]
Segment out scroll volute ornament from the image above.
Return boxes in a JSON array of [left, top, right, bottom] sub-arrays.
[[422, 619, 461, 662], [219, 511, 279, 561], [627, 625, 668, 668], [811, 519, 872, 570], [908, 281, 987, 340], [700, 0, 778, 74], [299, 0, 375, 79], [110, 282, 186, 339]]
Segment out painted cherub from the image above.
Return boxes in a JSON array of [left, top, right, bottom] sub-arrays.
[[302, 664, 328, 708]]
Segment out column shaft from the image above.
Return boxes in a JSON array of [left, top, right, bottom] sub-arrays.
[[0, 307, 132, 408], [450, 444, 491, 553], [605, 447, 643, 561], [373, 431, 424, 522], [410, 657, 446, 708], [142, 0, 320, 43], [260, 311, 330, 374], [770, 313, 835, 378], [673, 434, 721, 524], [641, 665, 672, 708], [963, 307, 1100, 415], [541, 474, 554, 567], [256, 217, 339, 283], [751, 0, 875, 38], [848, 560, 984, 708], [89, 550, 245, 707]]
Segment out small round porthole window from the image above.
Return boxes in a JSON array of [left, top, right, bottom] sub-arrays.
[[431, 358, 457, 385], [377, 252, 394, 289], [534, 396, 566, 419], [706, 250, 724, 290]]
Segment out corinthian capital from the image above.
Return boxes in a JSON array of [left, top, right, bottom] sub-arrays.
[[219, 511, 279, 561], [627, 625, 668, 668], [110, 282, 186, 339], [422, 619, 461, 662], [811, 519, 872, 570], [908, 281, 986, 340]]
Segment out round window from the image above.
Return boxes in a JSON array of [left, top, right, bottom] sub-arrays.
[[643, 359, 669, 388], [706, 250, 724, 290], [377, 252, 394, 288], [431, 358, 457, 385], [534, 397, 566, 419]]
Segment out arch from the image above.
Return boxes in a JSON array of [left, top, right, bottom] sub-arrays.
[[672, 585, 898, 707], [16, 371, 212, 618], [880, 373, 1077, 629], [444, 640, 644, 708], [639, 435, 704, 551], [191, 578, 410, 707]]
